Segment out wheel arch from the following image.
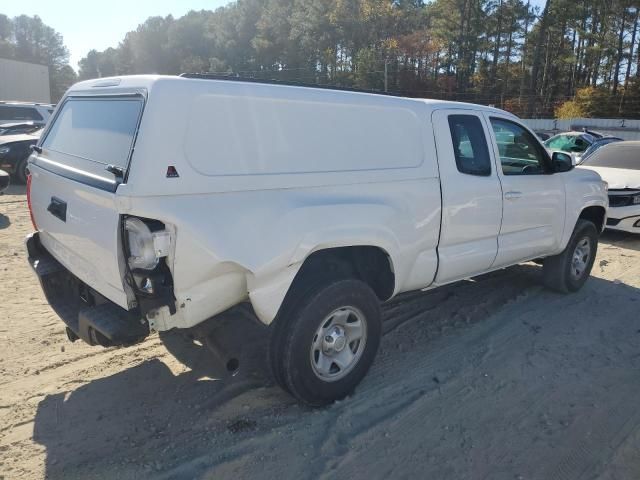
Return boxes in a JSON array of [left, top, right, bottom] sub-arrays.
[[248, 244, 396, 326], [560, 200, 607, 252], [291, 245, 396, 300], [578, 205, 606, 233]]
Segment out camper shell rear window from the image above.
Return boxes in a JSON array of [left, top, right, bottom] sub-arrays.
[[43, 97, 143, 168], [38, 95, 144, 191]]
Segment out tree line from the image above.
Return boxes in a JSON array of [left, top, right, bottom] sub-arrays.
[[2, 1, 640, 118]]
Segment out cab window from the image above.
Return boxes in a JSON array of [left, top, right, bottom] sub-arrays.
[[447, 114, 491, 176], [490, 118, 548, 175]]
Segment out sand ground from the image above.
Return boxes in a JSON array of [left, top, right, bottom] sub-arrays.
[[1, 184, 640, 480]]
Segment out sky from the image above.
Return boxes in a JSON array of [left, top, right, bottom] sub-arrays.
[[3, 0, 548, 72], [2, 0, 232, 70]]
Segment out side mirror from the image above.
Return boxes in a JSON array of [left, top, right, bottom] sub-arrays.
[[552, 151, 574, 173]]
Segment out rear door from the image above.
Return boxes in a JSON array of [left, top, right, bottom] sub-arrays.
[[29, 95, 144, 308], [484, 114, 566, 266], [432, 109, 503, 284]]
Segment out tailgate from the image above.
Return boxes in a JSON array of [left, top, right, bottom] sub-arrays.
[[27, 94, 144, 309], [30, 165, 129, 307]]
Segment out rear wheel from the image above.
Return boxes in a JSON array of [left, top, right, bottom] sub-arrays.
[[543, 219, 598, 293], [270, 278, 381, 406]]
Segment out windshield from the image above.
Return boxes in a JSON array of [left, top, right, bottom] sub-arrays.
[[544, 134, 592, 153], [581, 144, 640, 170]]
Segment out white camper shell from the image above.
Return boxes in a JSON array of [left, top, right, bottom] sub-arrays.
[[26, 75, 608, 405]]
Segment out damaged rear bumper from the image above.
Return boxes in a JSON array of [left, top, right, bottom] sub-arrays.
[[26, 232, 150, 347]]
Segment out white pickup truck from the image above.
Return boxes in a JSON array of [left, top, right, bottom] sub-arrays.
[[26, 75, 608, 406]]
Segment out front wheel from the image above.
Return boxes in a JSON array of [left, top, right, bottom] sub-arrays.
[[543, 219, 598, 293], [15, 157, 29, 184], [270, 278, 381, 406]]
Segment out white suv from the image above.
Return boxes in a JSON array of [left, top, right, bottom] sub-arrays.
[[26, 75, 608, 406], [0, 101, 54, 126]]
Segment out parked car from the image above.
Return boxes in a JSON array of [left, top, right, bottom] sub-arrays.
[[25, 75, 608, 406], [535, 131, 550, 141], [0, 169, 9, 194], [0, 130, 41, 183], [544, 131, 623, 165], [579, 141, 640, 234], [0, 101, 54, 127], [0, 122, 44, 136], [575, 136, 623, 164], [544, 131, 598, 154]]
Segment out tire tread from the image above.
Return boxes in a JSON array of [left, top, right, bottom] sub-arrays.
[[543, 219, 598, 293], [270, 278, 381, 406]]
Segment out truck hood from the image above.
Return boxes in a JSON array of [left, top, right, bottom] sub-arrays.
[[578, 166, 640, 190], [0, 132, 40, 145]]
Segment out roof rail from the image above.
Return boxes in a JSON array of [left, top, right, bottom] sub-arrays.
[[179, 73, 404, 97]]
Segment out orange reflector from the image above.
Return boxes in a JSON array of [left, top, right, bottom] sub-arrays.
[[26, 173, 37, 230]]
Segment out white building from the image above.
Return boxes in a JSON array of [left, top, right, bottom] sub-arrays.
[[0, 57, 51, 103]]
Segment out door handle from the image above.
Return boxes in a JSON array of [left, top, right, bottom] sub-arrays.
[[504, 191, 522, 200], [47, 197, 67, 222]]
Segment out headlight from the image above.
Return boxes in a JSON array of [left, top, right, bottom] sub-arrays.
[[0, 146, 11, 155], [633, 195, 640, 205], [124, 217, 160, 270]]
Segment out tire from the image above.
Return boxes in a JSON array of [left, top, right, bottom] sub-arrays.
[[270, 278, 381, 406], [15, 157, 29, 184], [543, 219, 598, 293], [268, 259, 353, 394], [268, 274, 324, 395]]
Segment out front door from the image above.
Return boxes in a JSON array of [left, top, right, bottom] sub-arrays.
[[484, 114, 566, 267]]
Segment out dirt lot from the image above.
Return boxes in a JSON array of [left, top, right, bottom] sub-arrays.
[[1, 185, 640, 480]]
